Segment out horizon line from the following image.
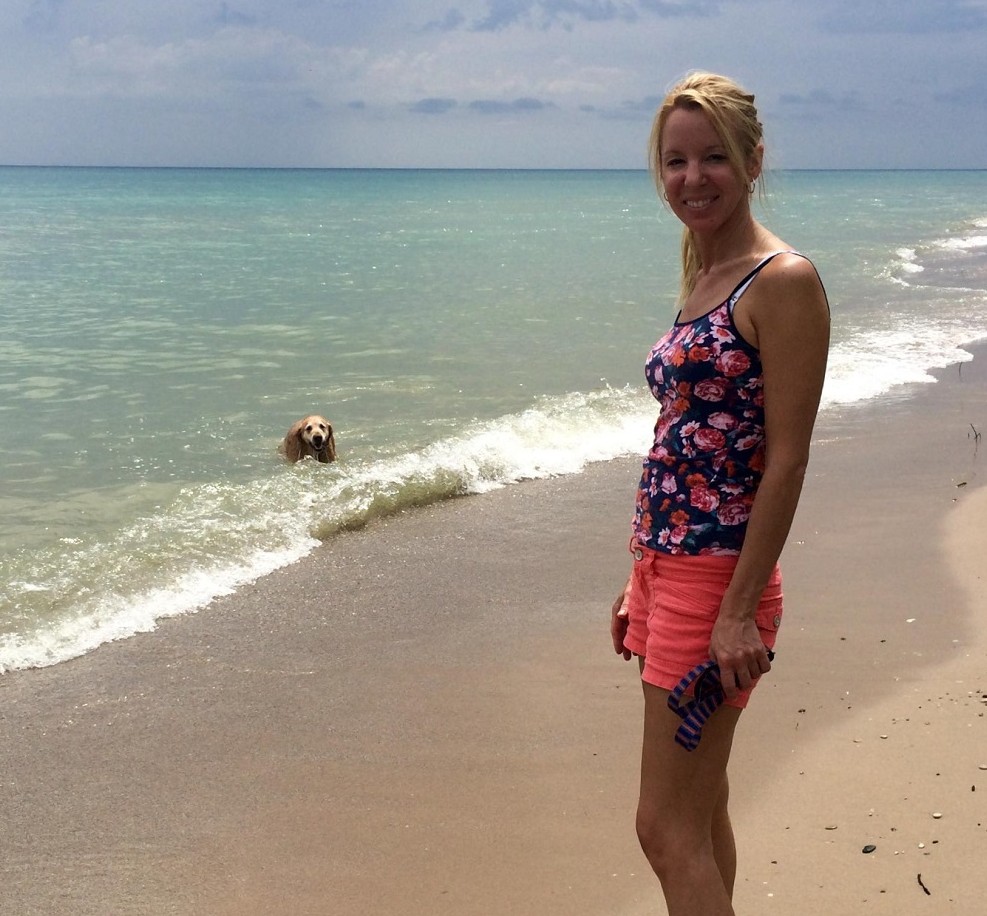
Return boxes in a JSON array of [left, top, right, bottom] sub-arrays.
[[1, 164, 985, 173]]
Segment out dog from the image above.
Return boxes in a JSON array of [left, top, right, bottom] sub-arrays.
[[280, 415, 337, 464]]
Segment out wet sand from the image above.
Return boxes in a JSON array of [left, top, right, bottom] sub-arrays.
[[3, 345, 987, 915]]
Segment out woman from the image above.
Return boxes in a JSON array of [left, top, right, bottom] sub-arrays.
[[610, 72, 829, 915]]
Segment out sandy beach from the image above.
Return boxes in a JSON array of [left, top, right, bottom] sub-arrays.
[[4, 343, 987, 915]]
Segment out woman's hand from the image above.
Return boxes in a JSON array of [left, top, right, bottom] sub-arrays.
[[611, 587, 633, 660], [709, 612, 772, 701]]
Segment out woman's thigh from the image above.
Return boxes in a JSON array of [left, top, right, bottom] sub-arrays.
[[638, 681, 742, 830]]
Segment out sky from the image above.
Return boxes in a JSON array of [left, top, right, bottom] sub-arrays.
[[0, 0, 985, 169]]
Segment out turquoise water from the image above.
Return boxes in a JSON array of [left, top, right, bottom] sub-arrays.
[[2, 167, 986, 670]]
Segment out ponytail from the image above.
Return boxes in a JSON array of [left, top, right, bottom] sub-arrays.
[[680, 230, 701, 302]]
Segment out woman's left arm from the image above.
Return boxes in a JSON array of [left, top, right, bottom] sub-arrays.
[[710, 254, 831, 698]]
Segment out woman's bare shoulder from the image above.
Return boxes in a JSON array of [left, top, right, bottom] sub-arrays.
[[758, 251, 828, 312]]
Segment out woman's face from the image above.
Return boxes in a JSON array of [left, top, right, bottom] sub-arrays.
[[658, 106, 758, 235]]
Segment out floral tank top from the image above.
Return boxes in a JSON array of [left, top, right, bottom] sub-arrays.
[[632, 252, 796, 555]]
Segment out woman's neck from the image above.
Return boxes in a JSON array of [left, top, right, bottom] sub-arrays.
[[693, 216, 768, 274]]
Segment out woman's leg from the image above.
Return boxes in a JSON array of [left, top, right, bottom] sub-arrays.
[[635, 681, 742, 916], [711, 774, 737, 897]]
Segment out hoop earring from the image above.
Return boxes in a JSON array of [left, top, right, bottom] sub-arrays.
[[747, 180, 756, 195]]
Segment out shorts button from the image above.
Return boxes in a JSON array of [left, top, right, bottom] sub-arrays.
[[633, 548, 644, 561], [773, 614, 782, 628]]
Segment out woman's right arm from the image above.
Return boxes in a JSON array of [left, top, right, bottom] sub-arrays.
[[611, 577, 633, 660]]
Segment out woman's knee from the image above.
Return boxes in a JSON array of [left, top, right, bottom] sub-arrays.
[[635, 778, 730, 870], [635, 806, 668, 870], [635, 803, 693, 875]]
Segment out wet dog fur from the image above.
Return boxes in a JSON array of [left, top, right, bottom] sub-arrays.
[[280, 415, 337, 464]]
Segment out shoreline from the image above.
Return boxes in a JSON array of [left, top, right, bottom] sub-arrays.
[[723, 345, 987, 913], [3, 343, 987, 914]]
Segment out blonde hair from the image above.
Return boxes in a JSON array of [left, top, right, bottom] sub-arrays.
[[648, 72, 764, 302]]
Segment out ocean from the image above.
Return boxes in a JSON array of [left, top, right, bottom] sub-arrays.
[[2, 167, 985, 672]]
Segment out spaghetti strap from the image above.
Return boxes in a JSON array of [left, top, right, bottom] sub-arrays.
[[726, 250, 803, 310]]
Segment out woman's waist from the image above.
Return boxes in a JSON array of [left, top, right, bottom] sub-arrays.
[[628, 537, 781, 590]]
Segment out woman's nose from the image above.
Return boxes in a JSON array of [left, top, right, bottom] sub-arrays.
[[685, 159, 705, 185]]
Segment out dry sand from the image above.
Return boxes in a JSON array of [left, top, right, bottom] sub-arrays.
[[3, 345, 987, 915]]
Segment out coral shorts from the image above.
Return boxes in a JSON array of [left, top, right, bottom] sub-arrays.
[[622, 541, 783, 709]]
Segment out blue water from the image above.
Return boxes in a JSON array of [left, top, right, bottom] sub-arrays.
[[2, 167, 986, 671]]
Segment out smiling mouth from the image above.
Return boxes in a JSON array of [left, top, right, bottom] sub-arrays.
[[684, 198, 716, 209]]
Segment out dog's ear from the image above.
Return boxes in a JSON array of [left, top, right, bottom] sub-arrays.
[[281, 420, 305, 462], [326, 427, 337, 462]]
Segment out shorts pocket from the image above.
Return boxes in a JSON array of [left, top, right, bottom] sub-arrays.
[[754, 594, 783, 634]]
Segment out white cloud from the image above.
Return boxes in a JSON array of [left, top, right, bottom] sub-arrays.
[[69, 29, 299, 90], [0, 0, 984, 167]]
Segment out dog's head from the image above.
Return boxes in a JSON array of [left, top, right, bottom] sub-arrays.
[[282, 414, 337, 463], [298, 415, 333, 452]]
